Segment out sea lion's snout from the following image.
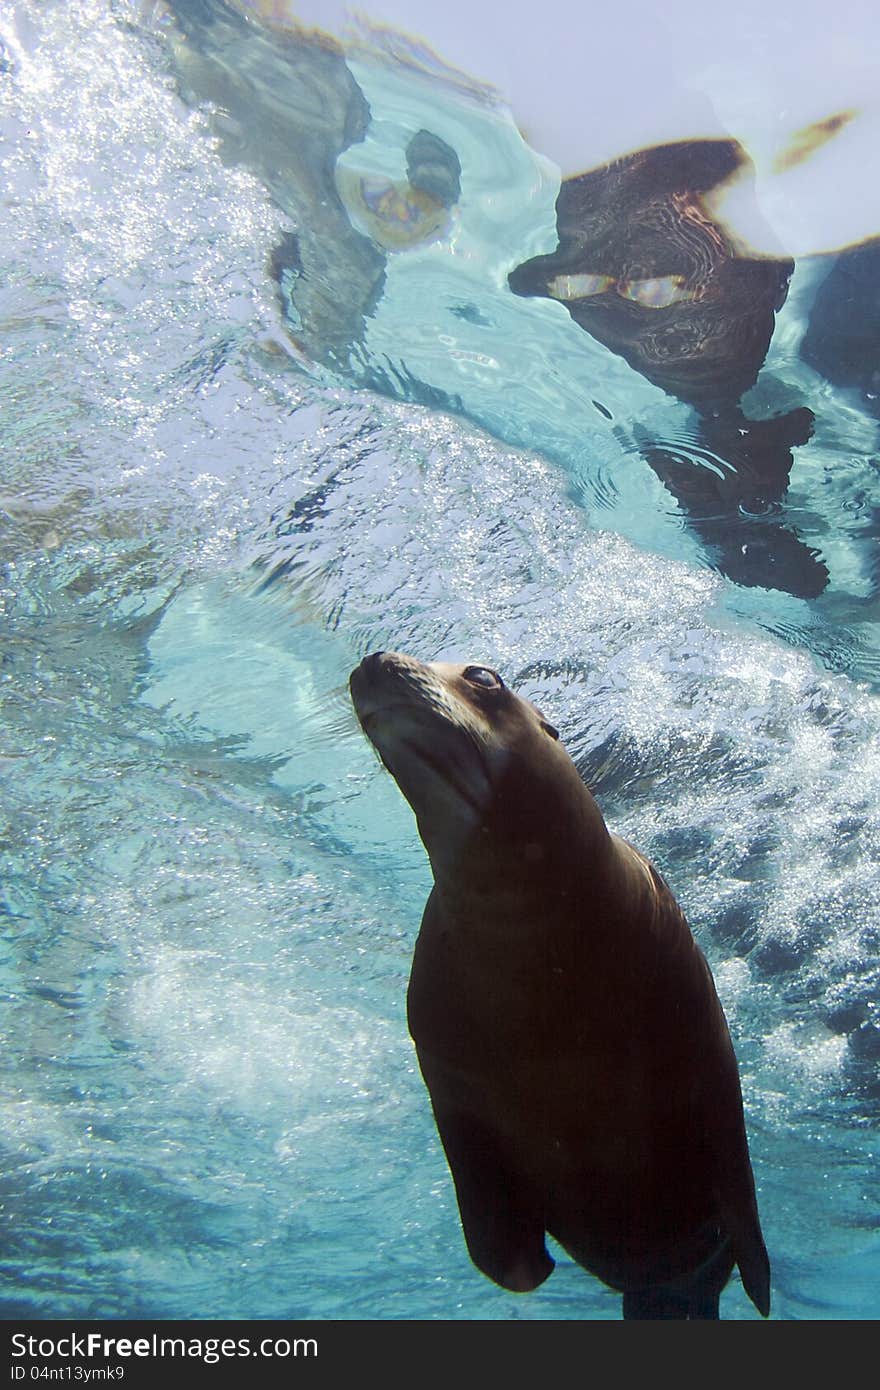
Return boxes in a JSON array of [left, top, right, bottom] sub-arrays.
[[350, 649, 387, 689], [349, 652, 497, 832], [360, 649, 386, 670], [349, 649, 445, 751], [349, 650, 411, 724]]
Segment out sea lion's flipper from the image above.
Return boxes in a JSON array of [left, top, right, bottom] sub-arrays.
[[425, 1100, 554, 1293], [729, 1218, 771, 1317], [622, 1233, 734, 1319], [715, 1100, 772, 1316], [622, 1287, 719, 1319]]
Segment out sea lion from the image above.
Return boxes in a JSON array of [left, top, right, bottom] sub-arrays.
[[508, 140, 791, 412], [349, 651, 770, 1319], [508, 140, 826, 598]]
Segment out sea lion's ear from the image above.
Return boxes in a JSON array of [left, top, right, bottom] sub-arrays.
[[525, 697, 559, 741]]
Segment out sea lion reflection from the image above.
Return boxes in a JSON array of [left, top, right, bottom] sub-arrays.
[[510, 139, 826, 597]]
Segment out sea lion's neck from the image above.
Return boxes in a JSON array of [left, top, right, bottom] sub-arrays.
[[423, 781, 637, 936]]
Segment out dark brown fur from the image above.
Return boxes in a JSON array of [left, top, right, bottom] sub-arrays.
[[350, 651, 770, 1319]]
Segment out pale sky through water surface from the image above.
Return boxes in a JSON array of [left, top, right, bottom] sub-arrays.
[[260, 0, 880, 254]]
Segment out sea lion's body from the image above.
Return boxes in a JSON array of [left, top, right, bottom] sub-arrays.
[[349, 651, 770, 1318]]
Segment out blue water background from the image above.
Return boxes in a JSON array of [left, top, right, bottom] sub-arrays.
[[1, 0, 879, 1319]]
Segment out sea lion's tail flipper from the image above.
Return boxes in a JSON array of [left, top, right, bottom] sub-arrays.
[[622, 1287, 723, 1320], [731, 1221, 771, 1317], [713, 1042, 772, 1316], [622, 1232, 735, 1320], [720, 1184, 771, 1316]]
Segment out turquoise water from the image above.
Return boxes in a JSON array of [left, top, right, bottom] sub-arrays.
[[1, 0, 879, 1320]]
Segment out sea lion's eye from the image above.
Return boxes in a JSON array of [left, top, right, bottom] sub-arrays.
[[540, 720, 560, 741], [463, 665, 504, 691]]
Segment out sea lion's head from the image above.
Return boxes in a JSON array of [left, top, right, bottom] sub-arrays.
[[349, 651, 605, 888]]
